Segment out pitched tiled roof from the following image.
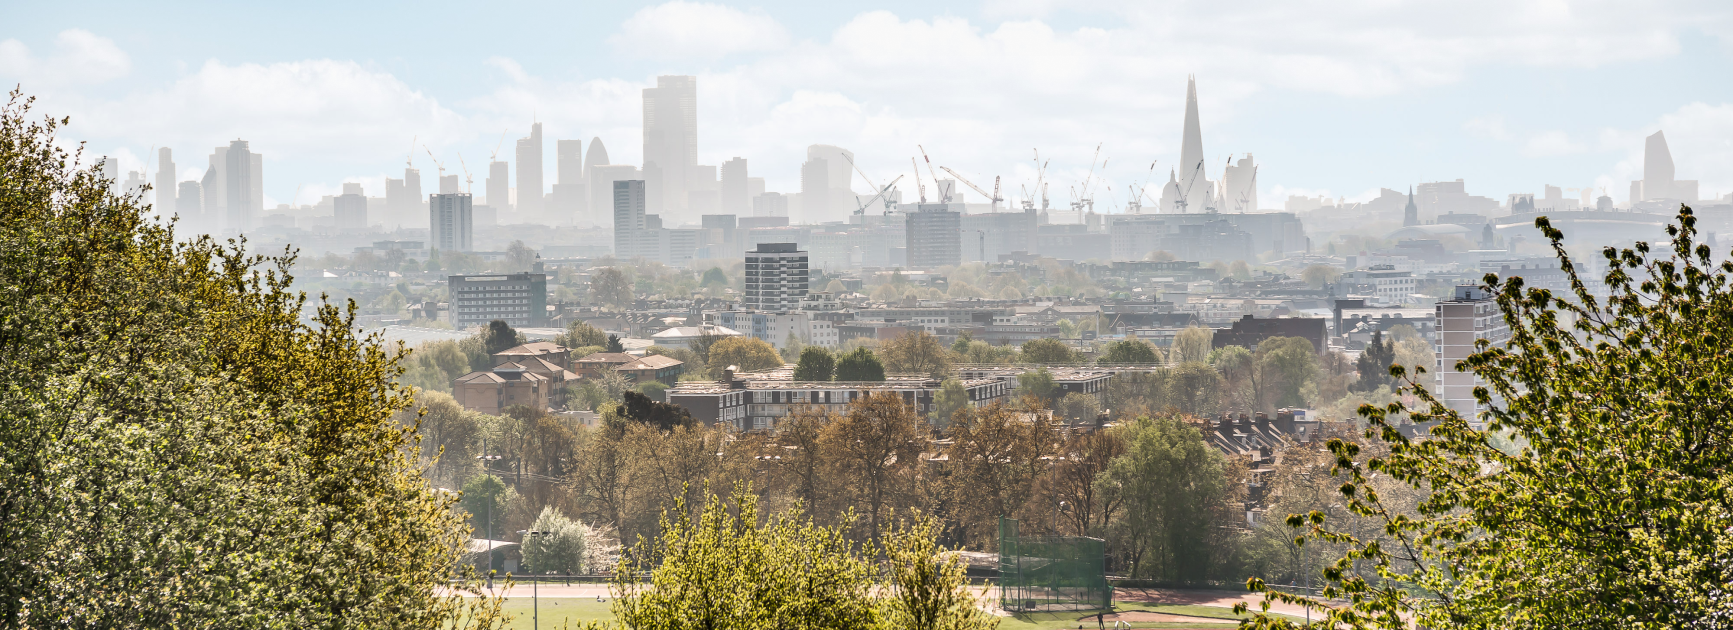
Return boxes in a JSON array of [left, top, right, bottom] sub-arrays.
[[577, 352, 638, 364], [621, 354, 684, 371]]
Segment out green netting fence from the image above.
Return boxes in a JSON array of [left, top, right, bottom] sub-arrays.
[[997, 517, 1110, 612]]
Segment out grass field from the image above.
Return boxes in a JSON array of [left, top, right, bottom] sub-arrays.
[[492, 598, 616, 629]]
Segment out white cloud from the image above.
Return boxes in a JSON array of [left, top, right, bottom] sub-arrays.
[[612, 2, 791, 59], [79, 59, 468, 170], [1463, 116, 1511, 141], [0, 29, 130, 86], [1522, 130, 1587, 157]]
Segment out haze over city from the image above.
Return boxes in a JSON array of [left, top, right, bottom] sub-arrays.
[[9, 0, 1733, 210], [6, 3, 1733, 629]]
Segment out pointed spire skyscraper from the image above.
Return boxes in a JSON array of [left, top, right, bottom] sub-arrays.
[[1174, 76, 1214, 212]]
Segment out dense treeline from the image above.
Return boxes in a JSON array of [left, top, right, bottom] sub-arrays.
[[0, 93, 503, 626]]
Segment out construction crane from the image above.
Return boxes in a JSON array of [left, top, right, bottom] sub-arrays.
[[856, 175, 904, 216], [917, 145, 948, 203], [457, 152, 473, 194], [911, 157, 927, 204], [1126, 159, 1157, 213], [1074, 143, 1103, 214], [407, 136, 416, 169], [488, 130, 508, 163], [425, 147, 447, 179], [939, 166, 1003, 212], [844, 154, 892, 216]]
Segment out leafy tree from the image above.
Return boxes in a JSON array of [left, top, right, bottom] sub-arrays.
[[561, 320, 609, 349], [521, 506, 589, 575], [636, 381, 669, 402], [611, 485, 880, 630], [1351, 329, 1394, 392], [1170, 326, 1214, 363], [689, 329, 730, 366], [590, 266, 633, 311], [1020, 338, 1077, 364], [605, 333, 625, 353], [950, 331, 973, 354], [425, 247, 443, 272], [1254, 337, 1318, 408], [931, 378, 970, 427], [1168, 361, 1223, 416], [1099, 416, 1241, 583], [821, 392, 927, 543], [505, 240, 537, 271], [0, 94, 499, 628], [778, 332, 805, 362], [1245, 208, 1733, 629], [619, 390, 695, 431], [484, 319, 521, 355], [944, 402, 1055, 544], [881, 330, 954, 379], [1301, 264, 1342, 288], [794, 346, 836, 381], [699, 266, 729, 287], [399, 391, 487, 488], [879, 514, 1001, 630], [1210, 345, 1258, 413], [1100, 338, 1161, 364], [462, 473, 510, 540], [1055, 391, 1102, 422], [707, 336, 783, 376], [835, 347, 887, 382], [825, 278, 847, 294], [1046, 430, 1126, 537], [1016, 368, 1058, 402]]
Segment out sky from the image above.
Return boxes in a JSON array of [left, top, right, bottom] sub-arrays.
[[4, 0, 1733, 212]]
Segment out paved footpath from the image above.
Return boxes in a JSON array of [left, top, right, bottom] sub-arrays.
[[450, 582, 1321, 620]]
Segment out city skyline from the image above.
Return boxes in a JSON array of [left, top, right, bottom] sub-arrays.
[[5, 1, 1733, 214]]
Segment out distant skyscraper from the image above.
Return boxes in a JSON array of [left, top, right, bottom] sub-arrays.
[[1222, 154, 1257, 213], [335, 183, 368, 230], [754, 192, 788, 217], [550, 139, 586, 222], [430, 193, 474, 252], [1173, 76, 1215, 213], [487, 160, 511, 212], [721, 158, 750, 215], [614, 180, 648, 260], [801, 157, 830, 222], [804, 145, 855, 222], [223, 140, 257, 232], [516, 122, 543, 219], [201, 150, 223, 226], [1632, 130, 1698, 203], [906, 204, 961, 269], [585, 137, 610, 172], [177, 181, 202, 227], [155, 148, 175, 217], [386, 166, 424, 226], [743, 243, 809, 312], [1403, 187, 1419, 226], [643, 76, 697, 220], [440, 174, 460, 194], [100, 157, 119, 186]]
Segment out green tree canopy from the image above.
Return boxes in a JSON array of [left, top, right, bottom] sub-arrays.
[[834, 347, 887, 382], [699, 266, 729, 287], [1016, 368, 1058, 402], [1245, 208, 1733, 629], [794, 346, 836, 382], [1169, 326, 1215, 364], [1099, 416, 1239, 583], [1351, 329, 1394, 392], [707, 336, 784, 376], [1099, 339, 1161, 364], [881, 330, 953, 379], [0, 94, 498, 627], [1020, 338, 1077, 364], [561, 320, 609, 349], [484, 319, 521, 355], [521, 506, 589, 575]]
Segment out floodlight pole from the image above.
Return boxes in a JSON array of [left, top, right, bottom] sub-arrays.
[[478, 446, 503, 590], [521, 530, 549, 630]]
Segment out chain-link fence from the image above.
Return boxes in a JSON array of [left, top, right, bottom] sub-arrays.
[[997, 517, 1110, 612]]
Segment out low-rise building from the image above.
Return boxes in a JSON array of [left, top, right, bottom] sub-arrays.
[[454, 366, 552, 415], [1212, 315, 1328, 354], [617, 354, 685, 384], [668, 367, 1014, 431]]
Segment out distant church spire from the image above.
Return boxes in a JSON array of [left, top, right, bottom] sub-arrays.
[[1403, 185, 1419, 227]]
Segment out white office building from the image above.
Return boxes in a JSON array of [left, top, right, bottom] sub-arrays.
[[744, 243, 808, 312], [429, 193, 473, 252]]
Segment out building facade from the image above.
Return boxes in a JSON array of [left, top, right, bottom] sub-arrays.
[[669, 368, 1014, 431], [429, 193, 473, 252], [1435, 285, 1510, 427], [449, 272, 548, 329], [905, 204, 961, 269], [744, 243, 809, 312]]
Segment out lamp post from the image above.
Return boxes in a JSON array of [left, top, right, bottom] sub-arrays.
[[477, 448, 502, 590], [520, 529, 550, 630]]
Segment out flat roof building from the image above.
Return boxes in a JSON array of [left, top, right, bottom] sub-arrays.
[[450, 272, 548, 330]]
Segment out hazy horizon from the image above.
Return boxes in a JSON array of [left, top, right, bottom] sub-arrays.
[[6, 0, 1733, 212]]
